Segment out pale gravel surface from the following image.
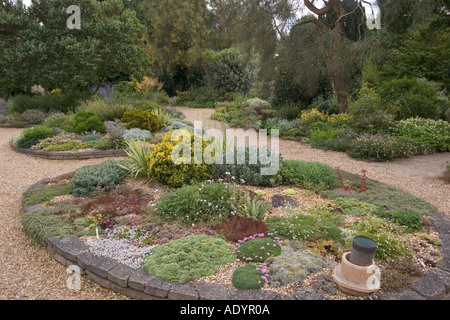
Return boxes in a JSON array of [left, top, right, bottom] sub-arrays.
[[0, 107, 449, 300], [0, 128, 128, 300]]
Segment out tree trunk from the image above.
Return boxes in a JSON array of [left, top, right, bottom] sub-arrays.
[[303, 0, 349, 113], [330, 28, 348, 114]]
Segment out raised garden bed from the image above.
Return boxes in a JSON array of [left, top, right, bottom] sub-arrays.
[[20, 162, 450, 300]]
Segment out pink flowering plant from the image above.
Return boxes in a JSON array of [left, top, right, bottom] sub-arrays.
[[235, 233, 282, 263]]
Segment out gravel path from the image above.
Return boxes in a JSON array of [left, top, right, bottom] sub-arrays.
[[0, 128, 128, 300], [177, 107, 450, 216], [0, 107, 448, 299]]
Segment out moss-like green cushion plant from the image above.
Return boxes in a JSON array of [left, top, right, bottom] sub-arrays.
[[232, 264, 266, 290], [236, 235, 282, 263], [142, 235, 235, 283]]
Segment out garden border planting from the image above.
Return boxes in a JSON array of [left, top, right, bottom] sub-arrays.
[[21, 173, 450, 300], [10, 141, 126, 160]]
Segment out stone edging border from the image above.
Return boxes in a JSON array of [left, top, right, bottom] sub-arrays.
[[21, 174, 450, 300], [10, 141, 126, 160]]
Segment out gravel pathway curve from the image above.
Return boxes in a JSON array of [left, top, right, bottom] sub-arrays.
[[0, 128, 128, 300], [177, 107, 450, 216]]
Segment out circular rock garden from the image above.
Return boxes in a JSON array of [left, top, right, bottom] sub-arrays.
[[7, 98, 193, 160], [20, 129, 450, 300]]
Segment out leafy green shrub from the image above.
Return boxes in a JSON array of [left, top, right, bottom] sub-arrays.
[[175, 87, 220, 108], [332, 197, 381, 216], [236, 236, 282, 263], [73, 110, 106, 134], [378, 77, 441, 120], [142, 235, 235, 283], [10, 94, 58, 113], [43, 114, 76, 132], [147, 129, 215, 187], [23, 183, 72, 206], [215, 146, 283, 187], [279, 160, 336, 191], [232, 264, 266, 290], [310, 128, 358, 152], [16, 125, 57, 149], [71, 161, 127, 197], [215, 216, 268, 242], [396, 117, 450, 152], [266, 214, 344, 244], [121, 109, 160, 132], [346, 216, 413, 260], [378, 210, 423, 233], [301, 108, 329, 125], [346, 134, 423, 162], [21, 210, 75, 245], [203, 48, 254, 95]]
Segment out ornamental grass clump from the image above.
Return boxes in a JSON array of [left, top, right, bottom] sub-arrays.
[[21, 210, 75, 245], [119, 138, 152, 178], [142, 235, 235, 283]]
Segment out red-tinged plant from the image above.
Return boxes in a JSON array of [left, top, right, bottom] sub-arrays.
[[215, 215, 268, 242], [335, 166, 368, 193]]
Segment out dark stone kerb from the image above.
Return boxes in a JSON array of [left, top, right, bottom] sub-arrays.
[[10, 141, 127, 160], [21, 177, 450, 301]]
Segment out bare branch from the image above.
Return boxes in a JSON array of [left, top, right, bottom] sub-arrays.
[[295, 17, 328, 30], [304, 0, 332, 16]]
